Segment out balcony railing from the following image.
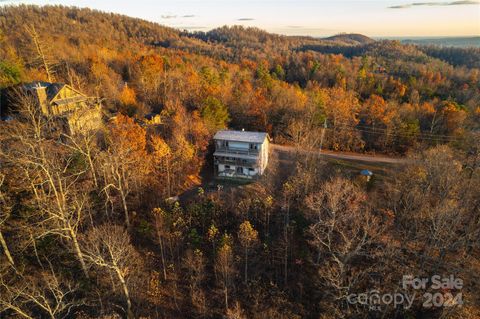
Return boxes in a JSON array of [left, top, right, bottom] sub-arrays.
[[217, 170, 255, 180], [215, 146, 259, 156], [214, 158, 258, 167]]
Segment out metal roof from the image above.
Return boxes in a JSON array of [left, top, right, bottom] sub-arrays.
[[214, 130, 268, 143], [22, 82, 66, 101]]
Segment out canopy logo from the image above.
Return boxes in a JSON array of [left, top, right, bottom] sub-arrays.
[[346, 275, 464, 311]]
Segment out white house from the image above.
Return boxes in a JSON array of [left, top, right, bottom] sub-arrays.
[[213, 130, 270, 179]]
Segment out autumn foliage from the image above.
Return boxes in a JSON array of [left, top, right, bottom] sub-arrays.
[[0, 5, 479, 319]]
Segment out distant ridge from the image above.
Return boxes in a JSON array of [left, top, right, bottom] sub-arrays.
[[324, 33, 375, 45], [401, 36, 480, 48]]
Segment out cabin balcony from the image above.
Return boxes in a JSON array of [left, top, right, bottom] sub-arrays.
[[214, 157, 258, 168], [215, 146, 259, 156], [217, 169, 255, 180]]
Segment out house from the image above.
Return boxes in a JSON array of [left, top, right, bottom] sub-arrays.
[[213, 130, 270, 179], [143, 113, 162, 125], [0, 81, 102, 135]]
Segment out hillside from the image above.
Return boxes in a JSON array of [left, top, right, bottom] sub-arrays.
[[324, 33, 375, 45], [0, 5, 478, 137], [402, 36, 480, 48], [0, 5, 180, 50], [0, 5, 479, 319]]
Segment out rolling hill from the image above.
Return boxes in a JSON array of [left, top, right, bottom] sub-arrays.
[[324, 33, 376, 45]]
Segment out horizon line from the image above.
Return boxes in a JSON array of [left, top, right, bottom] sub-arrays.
[[1, 3, 479, 38]]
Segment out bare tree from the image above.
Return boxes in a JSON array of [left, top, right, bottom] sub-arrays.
[[226, 301, 247, 319], [215, 235, 235, 311], [81, 225, 140, 319], [151, 205, 187, 283], [100, 115, 151, 228], [101, 153, 134, 228], [152, 207, 168, 281], [0, 92, 91, 277], [0, 173, 15, 266], [25, 25, 56, 82], [390, 145, 473, 272], [183, 248, 207, 315], [61, 131, 100, 188], [305, 178, 385, 311], [0, 268, 80, 319]]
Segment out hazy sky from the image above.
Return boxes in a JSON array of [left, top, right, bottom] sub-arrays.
[[1, 0, 479, 37]]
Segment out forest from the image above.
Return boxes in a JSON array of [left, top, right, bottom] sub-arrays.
[[0, 4, 479, 319]]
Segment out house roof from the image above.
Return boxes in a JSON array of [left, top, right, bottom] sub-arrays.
[[46, 83, 66, 100], [214, 130, 268, 143], [23, 82, 87, 102], [23, 82, 66, 101], [1, 82, 89, 117]]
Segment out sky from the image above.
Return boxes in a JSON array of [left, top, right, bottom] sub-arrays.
[[1, 0, 479, 37]]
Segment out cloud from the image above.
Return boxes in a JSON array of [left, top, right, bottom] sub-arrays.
[[388, 0, 479, 8], [389, 4, 412, 8], [447, 0, 480, 4], [412, 2, 447, 5], [177, 26, 207, 30], [237, 18, 255, 21], [161, 14, 195, 19]]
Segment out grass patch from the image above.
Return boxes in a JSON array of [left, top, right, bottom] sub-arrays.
[[326, 158, 399, 181], [213, 176, 256, 186]]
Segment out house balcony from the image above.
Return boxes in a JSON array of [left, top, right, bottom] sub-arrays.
[[217, 169, 256, 180], [214, 158, 258, 168], [215, 146, 259, 156]]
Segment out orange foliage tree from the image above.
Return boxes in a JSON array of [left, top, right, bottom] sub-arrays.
[[101, 114, 150, 227]]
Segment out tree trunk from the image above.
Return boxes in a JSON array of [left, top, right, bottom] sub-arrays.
[[156, 226, 167, 281], [5, 304, 33, 319], [0, 231, 14, 266], [115, 268, 133, 319], [166, 158, 171, 198], [120, 189, 130, 228], [69, 228, 89, 278], [430, 111, 437, 133], [244, 247, 248, 283], [27, 25, 54, 82], [87, 153, 98, 188], [224, 285, 229, 311]]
